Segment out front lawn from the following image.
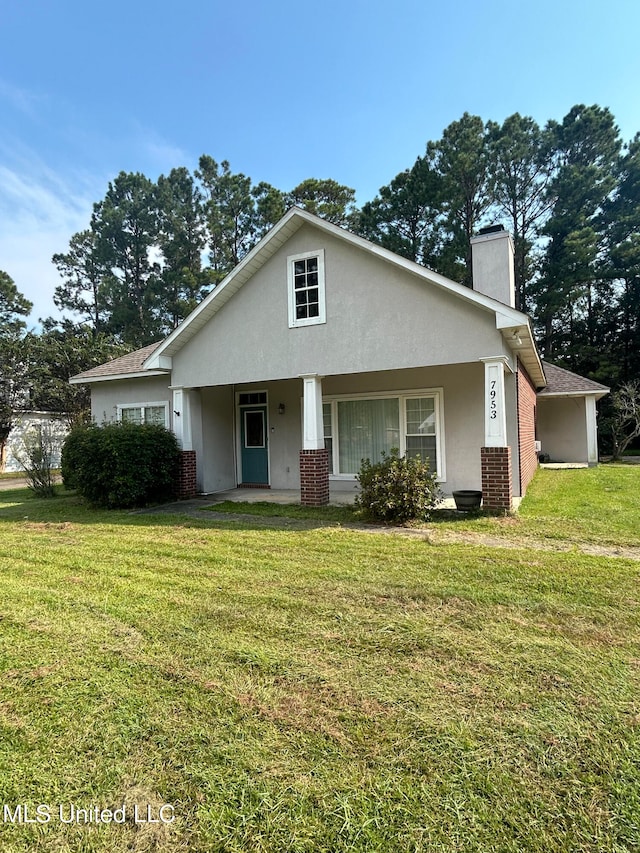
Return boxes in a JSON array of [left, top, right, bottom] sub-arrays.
[[0, 473, 639, 851], [209, 465, 640, 547]]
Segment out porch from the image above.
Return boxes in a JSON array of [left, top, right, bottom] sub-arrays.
[[202, 487, 465, 510], [172, 359, 520, 510], [205, 486, 358, 506]]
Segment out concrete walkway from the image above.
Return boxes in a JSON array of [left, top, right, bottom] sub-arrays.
[[0, 477, 27, 491], [0, 476, 60, 491]]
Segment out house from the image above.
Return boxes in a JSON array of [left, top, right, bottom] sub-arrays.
[[70, 208, 609, 509], [1, 412, 69, 473]]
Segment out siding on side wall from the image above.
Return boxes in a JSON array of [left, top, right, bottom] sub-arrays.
[[517, 361, 538, 495]]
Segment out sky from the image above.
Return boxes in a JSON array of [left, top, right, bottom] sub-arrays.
[[1, 0, 639, 325]]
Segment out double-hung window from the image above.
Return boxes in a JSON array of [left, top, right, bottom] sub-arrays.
[[322, 390, 444, 479], [405, 396, 437, 463], [287, 249, 326, 328], [117, 402, 169, 428]]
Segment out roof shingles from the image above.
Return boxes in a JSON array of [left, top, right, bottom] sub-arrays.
[[539, 361, 609, 396], [71, 342, 162, 382]]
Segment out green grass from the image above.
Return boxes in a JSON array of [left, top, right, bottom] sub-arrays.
[[431, 464, 640, 548], [0, 472, 639, 851], [209, 465, 640, 548]]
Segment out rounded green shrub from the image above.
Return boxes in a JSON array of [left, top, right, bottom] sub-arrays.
[[355, 448, 441, 523], [61, 421, 181, 508]]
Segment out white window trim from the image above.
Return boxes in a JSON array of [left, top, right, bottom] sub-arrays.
[[287, 249, 326, 328], [322, 388, 446, 482], [116, 401, 169, 428]]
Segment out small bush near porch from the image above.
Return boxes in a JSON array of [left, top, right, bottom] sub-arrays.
[[0, 466, 638, 852], [355, 448, 441, 523]]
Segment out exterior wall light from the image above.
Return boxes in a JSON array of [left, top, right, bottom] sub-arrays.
[[278, 403, 285, 415]]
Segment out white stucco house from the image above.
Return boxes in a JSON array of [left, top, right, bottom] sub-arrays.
[[70, 208, 609, 509], [1, 412, 69, 473]]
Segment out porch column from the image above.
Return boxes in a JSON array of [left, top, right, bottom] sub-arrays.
[[480, 357, 513, 510], [586, 396, 598, 466], [172, 387, 196, 499], [300, 374, 329, 506]]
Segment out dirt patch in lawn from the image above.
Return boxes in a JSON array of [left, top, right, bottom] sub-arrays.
[[423, 528, 640, 560]]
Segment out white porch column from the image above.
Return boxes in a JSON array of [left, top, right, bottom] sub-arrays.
[[171, 387, 193, 451], [480, 357, 511, 447], [299, 374, 329, 506], [479, 356, 514, 510], [300, 374, 324, 450], [586, 396, 598, 465]]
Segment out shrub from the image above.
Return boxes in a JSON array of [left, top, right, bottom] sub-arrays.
[[61, 421, 181, 508], [355, 448, 441, 523], [14, 422, 57, 498]]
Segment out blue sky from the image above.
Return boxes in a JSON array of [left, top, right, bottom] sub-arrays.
[[1, 0, 639, 324]]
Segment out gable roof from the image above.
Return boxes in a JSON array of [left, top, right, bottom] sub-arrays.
[[539, 362, 610, 398], [69, 342, 164, 384], [142, 206, 545, 386]]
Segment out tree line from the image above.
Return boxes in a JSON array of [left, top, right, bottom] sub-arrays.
[[1, 104, 639, 459]]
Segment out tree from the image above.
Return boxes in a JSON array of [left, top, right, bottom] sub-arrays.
[[156, 167, 212, 330], [427, 113, 492, 286], [356, 156, 445, 265], [0, 271, 33, 465], [610, 381, 640, 459], [196, 157, 258, 284], [91, 171, 162, 347], [602, 134, 640, 383], [27, 319, 127, 425], [252, 181, 287, 239], [286, 178, 356, 227], [52, 229, 108, 333], [486, 114, 556, 312], [0, 270, 32, 333], [534, 105, 621, 371]]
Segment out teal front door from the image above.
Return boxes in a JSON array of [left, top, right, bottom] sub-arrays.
[[240, 406, 269, 484]]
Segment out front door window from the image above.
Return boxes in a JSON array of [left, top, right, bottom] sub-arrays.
[[244, 410, 265, 448], [239, 401, 269, 485]]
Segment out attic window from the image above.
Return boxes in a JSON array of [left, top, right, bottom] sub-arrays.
[[287, 249, 326, 328]]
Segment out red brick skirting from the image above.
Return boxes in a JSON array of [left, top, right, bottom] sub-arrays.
[[517, 361, 538, 495], [481, 446, 512, 510], [176, 450, 197, 499], [300, 448, 330, 507]]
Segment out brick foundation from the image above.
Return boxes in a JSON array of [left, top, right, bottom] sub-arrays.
[[517, 361, 538, 495], [176, 450, 197, 499], [300, 448, 330, 507], [481, 446, 512, 510]]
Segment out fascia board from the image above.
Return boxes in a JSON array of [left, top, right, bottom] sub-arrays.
[[497, 316, 545, 388], [538, 390, 610, 400], [69, 370, 169, 385], [496, 310, 526, 329]]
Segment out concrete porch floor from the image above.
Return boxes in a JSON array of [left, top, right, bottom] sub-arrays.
[[202, 486, 465, 510], [203, 487, 358, 506]]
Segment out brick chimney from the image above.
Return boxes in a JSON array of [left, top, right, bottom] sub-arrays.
[[470, 225, 516, 308]]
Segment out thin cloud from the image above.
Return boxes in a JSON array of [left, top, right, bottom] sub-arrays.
[[130, 121, 191, 176], [0, 78, 42, 120], [0, 151, 100, 325]]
